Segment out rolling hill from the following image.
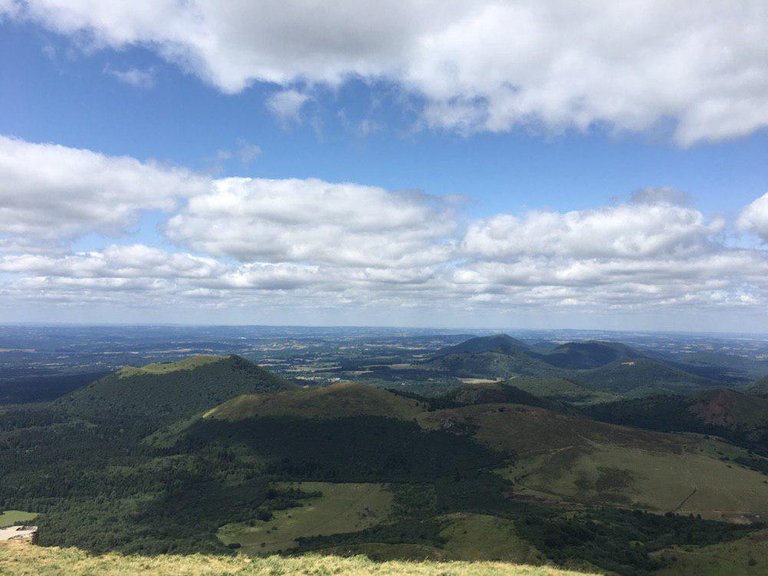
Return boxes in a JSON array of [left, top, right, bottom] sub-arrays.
[[425, 336, 558, 379], [541, 341, 638, 369], [206, 381, 426, 421], [503, 376, 617, 404], [435, 334, 530, 356], [198, 381, 768, 522], [3, 352, 768, 575], [57, 355, 293, 421], [417, 401, 768, 521], [568, 357, 720, 395], [586, 387, 768, 457], [423, 335, 719, 396]]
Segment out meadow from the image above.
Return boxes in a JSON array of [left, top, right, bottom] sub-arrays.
[[0, 542, 596, 576], [217, 482, 393, 553]]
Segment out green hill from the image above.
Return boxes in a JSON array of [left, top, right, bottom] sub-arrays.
[[423, 335, 716, 395], [417, 402, 768, 521], [503, 376, 617, 404], [434, 334, 530, 356], [569, 357, 720, 395], [541, 341, 638, 369], [58, 355, 293, 421], [206, 381, 425, 421], [586, 387, 768, 458], [198, 380, 768, 522], [424, 351, 556, 379]]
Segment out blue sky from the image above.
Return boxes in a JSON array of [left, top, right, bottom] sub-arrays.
[[1, 2, 768, 330]]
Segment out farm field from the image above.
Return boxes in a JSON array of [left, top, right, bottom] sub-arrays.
[[217, 482, 393, 553]]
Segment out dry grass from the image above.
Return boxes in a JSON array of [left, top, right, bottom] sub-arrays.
[[0, 542, 599, 576]]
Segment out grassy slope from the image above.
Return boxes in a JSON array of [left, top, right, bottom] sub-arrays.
[[207, 382, 424, 421], [502, 444, 768, 521], [654, 529, 768, 575], [0, 511, 37, 528], [203, 384, 768, 523], [504, 376, 618, 404], [218, 482, 393, 554], [417, 403, 684, 457], [418, 403, 768, 520], [0, 542, 597, 576], [117, 356, 225, 377], [438, 513, 545, 564]]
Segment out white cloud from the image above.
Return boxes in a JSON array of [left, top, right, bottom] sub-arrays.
[[5, 1, 768, 143], [0, 135, 209, 244], [738, 192, 768, 241], [104, 65, 155, 88], [0, 245, 226, 279], [165, 177, 455, 267], [462, 200, 722, 260], [266, 90, 310, 125], [2, 135, 768, 320]]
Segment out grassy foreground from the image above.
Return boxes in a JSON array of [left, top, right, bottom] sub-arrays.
[[0, 542, 597, 576]]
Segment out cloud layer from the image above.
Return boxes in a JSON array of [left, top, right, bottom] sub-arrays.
[[0, 135, 207, 245], [1, 135, 767, 321], [5, 1, 768, 143], [165, 177, 455, 267]]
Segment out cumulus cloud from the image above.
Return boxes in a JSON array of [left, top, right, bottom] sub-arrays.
[[0, 245, 226, 279], [738, 192, 768, 241], [1, 135, 768, 318], [0, 135, 209, 245], [462, 200, 722, 260], [5, 1, 768, 143], [165, 177, 456, 267]]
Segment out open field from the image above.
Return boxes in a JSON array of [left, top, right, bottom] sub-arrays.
[[654, 529, 768, 575], [218, 482, 393, 553], [501, 442, 768, 520], [0, 511, 37, 529], [439, 513, 545, 564], [0, 542, 599, 576]]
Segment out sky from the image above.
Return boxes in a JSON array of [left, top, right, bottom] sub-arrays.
[[1, 1, 768, 331]]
